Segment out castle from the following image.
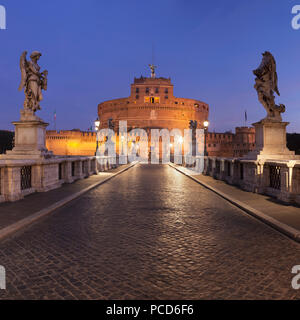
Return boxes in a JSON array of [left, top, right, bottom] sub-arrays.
[[46, 69, 255, 157], [98, 75, 209, 132]]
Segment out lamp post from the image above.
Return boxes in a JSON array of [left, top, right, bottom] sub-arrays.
[[203, 120, 209, 157], [94, 118, 100, 156]]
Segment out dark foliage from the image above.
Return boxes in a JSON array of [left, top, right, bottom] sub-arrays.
[[0, 130, 14, 154]]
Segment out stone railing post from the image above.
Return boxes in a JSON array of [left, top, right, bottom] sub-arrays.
[[31, 163, 43, 191], [254, 160, 265, 193], [292, 165, 300, 195], [92, 158, 98, 174], [87, 159, 92, 176], [230, 160, 235, 182], [65, 160, 73, 183], [194, 156, 204, 174], [220, 159, 226, 180], [232, 160, 239, 184], [280, 164, 289, 193], [212, 158, 216, 177], [261, 162, 269, 191], [76, 160, 83, 179], [203, 157, 208, 175], [61, 161, 68, 181], [286, 161, 296, 194], [3, 165, 22, 202]]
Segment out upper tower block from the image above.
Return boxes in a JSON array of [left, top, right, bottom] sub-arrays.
[[130, 76, 174, 104]]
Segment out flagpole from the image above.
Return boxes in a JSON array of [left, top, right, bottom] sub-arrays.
[[54, 110, 57, 132]]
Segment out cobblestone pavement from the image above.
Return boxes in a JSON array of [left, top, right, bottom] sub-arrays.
[[0, 164, 300, 300]]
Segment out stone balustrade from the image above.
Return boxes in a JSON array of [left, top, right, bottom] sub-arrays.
[[0, 156, 117, 203], [198, 156, 300, 205]]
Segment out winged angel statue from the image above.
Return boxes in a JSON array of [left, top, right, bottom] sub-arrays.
[[18, 51, 48, 113], [253, 51, 285, 121]]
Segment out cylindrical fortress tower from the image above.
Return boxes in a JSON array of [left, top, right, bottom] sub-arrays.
[[98, 75, 209, 132]]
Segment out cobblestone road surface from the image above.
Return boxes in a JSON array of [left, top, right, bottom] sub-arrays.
[[0, 164, 300, 300]]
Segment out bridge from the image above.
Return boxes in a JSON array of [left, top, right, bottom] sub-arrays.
[[0, 162, 299, 300]]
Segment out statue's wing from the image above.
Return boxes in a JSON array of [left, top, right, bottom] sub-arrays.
[[18, 51, 28, 91], [271, 56, 280, 96], [274, 72, 280, 96]]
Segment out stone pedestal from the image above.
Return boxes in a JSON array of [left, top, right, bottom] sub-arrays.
[[245, 119, 298, 160], [0, 110, 53, 160]]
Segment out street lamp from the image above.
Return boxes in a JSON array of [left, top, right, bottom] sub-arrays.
[[203, 120, 209, 156], [95, 118, 100, 131], [94, 118, 100, 155]]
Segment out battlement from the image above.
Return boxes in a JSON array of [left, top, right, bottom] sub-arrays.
[[133, 76, 172, 84], [46, 130, 97, 138], [235, 127, 255, 134]]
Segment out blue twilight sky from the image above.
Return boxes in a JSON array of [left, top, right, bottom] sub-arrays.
[[0, 0, 300, 132]]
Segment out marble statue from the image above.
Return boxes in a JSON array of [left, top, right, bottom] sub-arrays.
[[18, 51, 48, 113], [189, 120, 197, 130], [108, 118, 115, 130], [253, 51, 285, 121]]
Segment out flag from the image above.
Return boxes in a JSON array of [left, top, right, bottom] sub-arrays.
[[54, 110, 57, 121], [245, 110, 248, 123]]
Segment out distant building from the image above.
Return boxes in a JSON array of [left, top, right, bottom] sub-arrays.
[[207, 127, 256, 158], [46, 130, 97, 156]]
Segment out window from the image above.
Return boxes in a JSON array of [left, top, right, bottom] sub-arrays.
[[136, 88, 139, 93], [165, 88, 169, 94], [146, 87, 149, 94], [155, 88, 159, 94], [136, 95, 139, 100], [165, 96, 168, 100], [145, 97, 160, 104]]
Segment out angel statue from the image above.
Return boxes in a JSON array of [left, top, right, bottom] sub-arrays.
[[253, 51, 285, 121], [149, 64, 157, 79], [18, 51, 48, 113]]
